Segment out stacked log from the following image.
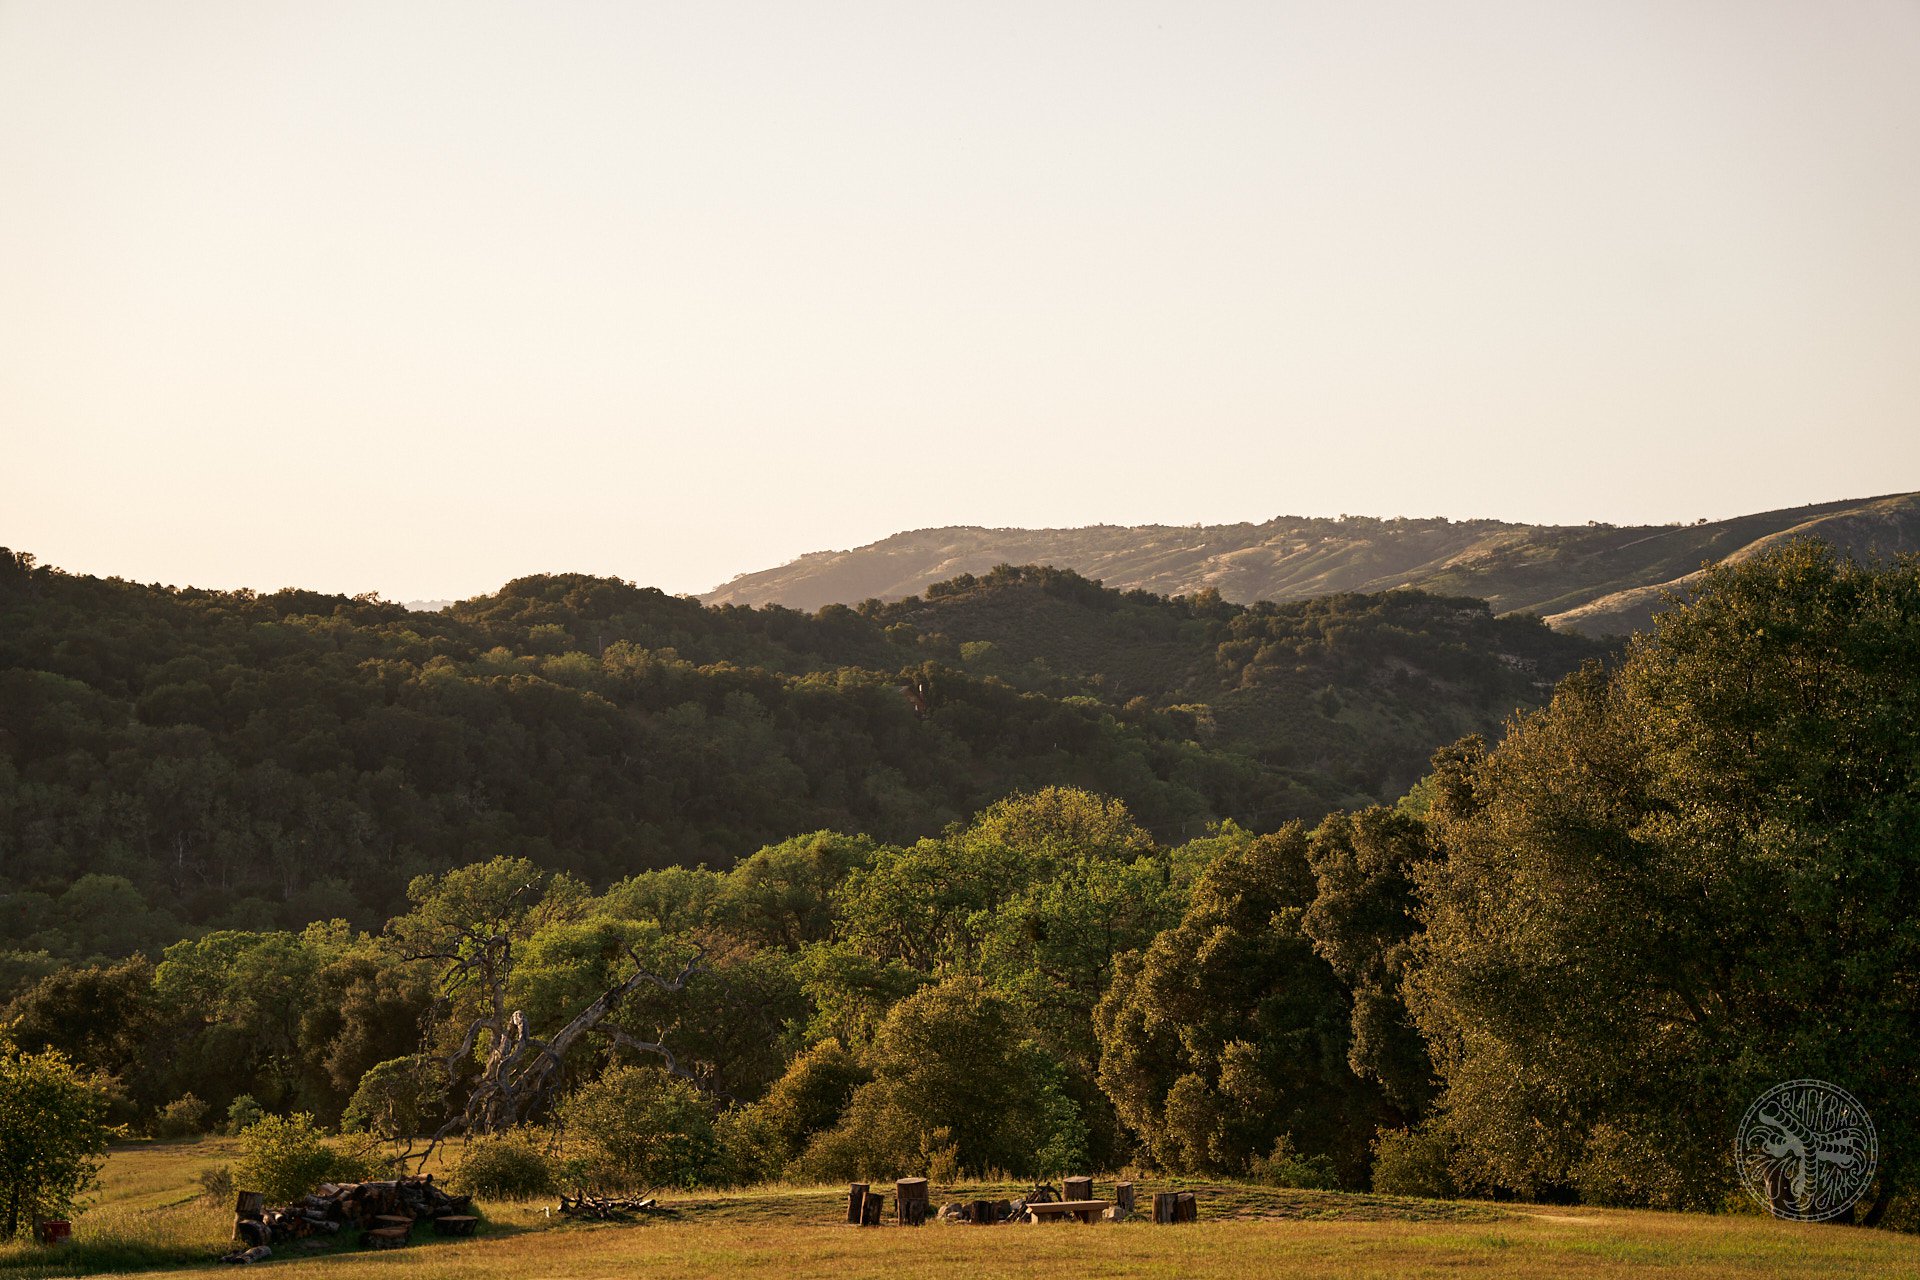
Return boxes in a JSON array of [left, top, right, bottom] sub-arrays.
[[221, 1175, 476, 1260]]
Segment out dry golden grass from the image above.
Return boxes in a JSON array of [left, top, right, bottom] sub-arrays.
[[1, 1139, 1912, 1280]]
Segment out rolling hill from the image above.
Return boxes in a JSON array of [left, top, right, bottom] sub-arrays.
[[0, 552, 1603, 949], [703, 491, 1920, 634]]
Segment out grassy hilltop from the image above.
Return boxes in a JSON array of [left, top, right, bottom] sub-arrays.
[[703, 491, 1920, 634]]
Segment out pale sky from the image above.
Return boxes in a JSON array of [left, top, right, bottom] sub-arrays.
[[4, 1, 1917, 602]]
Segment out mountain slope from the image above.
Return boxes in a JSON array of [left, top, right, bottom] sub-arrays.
[[0, 552, 1604, 949], [704, 492, 1920, 633]]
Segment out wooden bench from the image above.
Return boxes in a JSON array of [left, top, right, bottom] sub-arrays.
[[1026, 1200, 1108, 1224]]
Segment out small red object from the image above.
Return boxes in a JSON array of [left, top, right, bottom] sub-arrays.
[[38, 1220, 72, 1245]]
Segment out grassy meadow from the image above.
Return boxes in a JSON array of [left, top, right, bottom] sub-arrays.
[[0, 1140, 1913, 1280]]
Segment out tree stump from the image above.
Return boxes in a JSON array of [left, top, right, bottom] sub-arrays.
[[846, 1184, 869, 1225], [362, 1227, 409, 1250], [1114, 1181, 1135, 1214], [372, 1214, 415, 1239], [970, 1198, 996, 1225], [860, 1192, 885, 1227], [1153, 1192, 1178, 1224], [1175, 1192, 1197, 1223], [433, 1215, 479, 1237], [895, 1178, 929, 1226]]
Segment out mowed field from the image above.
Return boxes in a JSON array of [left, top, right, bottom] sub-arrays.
[[1, 1140, 1913, 1280]]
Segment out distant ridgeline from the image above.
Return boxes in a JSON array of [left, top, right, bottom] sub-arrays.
[[703, 491, 1920, 634], [0, 550, 1606, 957]]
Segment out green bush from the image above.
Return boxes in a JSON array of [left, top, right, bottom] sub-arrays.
[[753, 1038, 868, 1160], [233, 1113, 384, 1204], [559, 1066, 722, 1192], [225, 1095, 264, 1137], [341, 1057, 444, 1142], [1370, 1124, 1455, 1199], [153, 1093, 210, 1140], [448, 1132, 556, 1199], [713, 1106, 784, 1187], [1248, 1134, 1339, 1190], [197, 1164, 234, 1203]]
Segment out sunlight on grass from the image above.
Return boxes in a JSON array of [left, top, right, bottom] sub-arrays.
[[1, 1144, 1913, 1280]]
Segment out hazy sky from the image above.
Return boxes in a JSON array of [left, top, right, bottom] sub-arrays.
[[4, 2, 1917, 601]]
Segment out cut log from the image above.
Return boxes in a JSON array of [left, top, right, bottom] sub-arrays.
[[372, 1214, 415, 1238], [898, 1174, 929, 1228], [433, 1215, 479, 1237], [1153, 1192, 1178, 1224], [218, 1244, 273, 1264], [895, 1178, 929, 1226], [1176, 1191, 1197, 1223], [1115, 1181, 1135, 1213], [235, 1191, 265, 1221], [860, 1192, 885, 1227], [362, 1227, 409, 1250], [846, 1183, 869, 1225], [1062, 1176, 1093, 1203], [970, 1198, 996, 1225], [233, 1218, 271, 1246]]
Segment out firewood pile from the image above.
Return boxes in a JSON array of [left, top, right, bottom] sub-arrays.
[[556, 1193, 673, 1220], [220, 1177, 478, 1263]]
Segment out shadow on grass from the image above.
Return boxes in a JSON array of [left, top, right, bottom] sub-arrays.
[[0, 1202, 534, 1278]]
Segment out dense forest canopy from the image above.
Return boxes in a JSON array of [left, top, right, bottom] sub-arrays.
[[0, 550, 1604, 967], [0, 542, 1913, 1226]]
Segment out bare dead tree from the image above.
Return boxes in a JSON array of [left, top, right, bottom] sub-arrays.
[[397, 873, 708, 1164], [427, 946, 705, 1142]]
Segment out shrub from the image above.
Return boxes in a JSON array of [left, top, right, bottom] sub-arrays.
[[341, 1057, 443, 1143], [197, 1164, 234, 1203], [447, 1131, 556, 1199], [153, 1093, 210, 1140], [559, 1066, 721, 1192], [918, 1126, 961, 1186], [1370, 1124, 1455, 1199], [233, 1113, 385, 1203], [789, 977, 1061, 1180], [1248, 1134, 1338, 1190], [713, 1106, 784, 1187], [225, 1095, 264, 1137], [754, 1038, 868, 1160]]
